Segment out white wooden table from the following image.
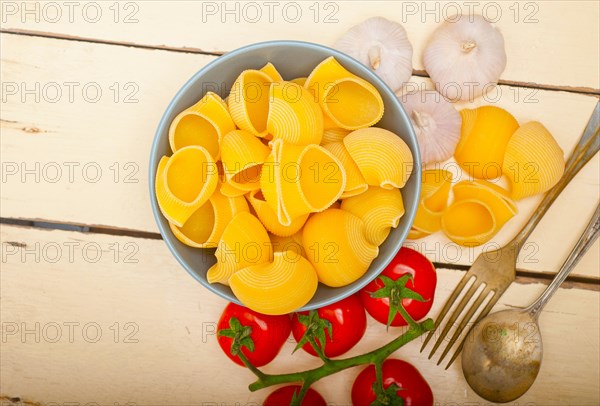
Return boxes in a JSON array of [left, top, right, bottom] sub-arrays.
[[1, 1, 599, 404]]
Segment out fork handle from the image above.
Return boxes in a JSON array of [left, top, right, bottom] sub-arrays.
[[511, 103, 600, 252]]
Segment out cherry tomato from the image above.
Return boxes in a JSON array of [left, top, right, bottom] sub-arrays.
[[217, 303, 291, 367], [361, 247, 436, 327], [352, 359, 434, 406], [263, 385, 326, 406], [291, 294, 366, 358]]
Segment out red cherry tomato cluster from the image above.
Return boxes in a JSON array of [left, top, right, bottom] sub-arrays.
[[216, 247, 437, 405], [291, 293, 367, 358], [263, 385, 327, 406], [361, 247, 437, 327], [352, 359, 434, 406], [217, 303, 291, 367]]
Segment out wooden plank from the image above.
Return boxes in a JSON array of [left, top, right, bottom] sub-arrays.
[[1, 224, 598, 404], [0, 33, 218, 232], [1, 1, 599, 90], [2, 33, 598, 277]]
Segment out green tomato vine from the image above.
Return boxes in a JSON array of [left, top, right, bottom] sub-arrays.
[[218, 276, 435, 406]]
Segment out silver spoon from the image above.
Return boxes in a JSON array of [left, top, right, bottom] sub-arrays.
[[461, 204, 600, 403]]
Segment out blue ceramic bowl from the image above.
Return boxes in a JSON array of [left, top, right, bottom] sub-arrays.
[[149, 41, 421, 310]]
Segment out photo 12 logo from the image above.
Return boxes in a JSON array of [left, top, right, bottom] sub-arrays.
[[200, 1, 340, 24], [401, 80, 540, 105], [1, 321, 139, 344], [1, 240, 139, 264], [1, 82, 140, 104], [1, 161, 140, 184], [1, 1, 140, 24], [399, 1, 540, 24]]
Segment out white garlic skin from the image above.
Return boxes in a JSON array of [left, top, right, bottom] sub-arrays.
[[423, 15, 507, 102], [399, 90, 461, 164], [334, 17, 413, 92]]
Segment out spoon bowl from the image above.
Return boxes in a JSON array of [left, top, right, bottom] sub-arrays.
[[461, 204, 599, 403], [462, 309, 542, 403]]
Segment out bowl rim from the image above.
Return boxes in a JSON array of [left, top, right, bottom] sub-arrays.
[[149, 39, 421, 310]]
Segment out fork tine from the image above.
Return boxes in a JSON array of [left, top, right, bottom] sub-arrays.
[[436, 287, 493, 365], [443, 291, 504, 370], [420, 273, 474, 352], [427, 278, 482, 359]]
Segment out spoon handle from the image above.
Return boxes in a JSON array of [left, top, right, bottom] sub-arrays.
[[527, 204, 600, 318]]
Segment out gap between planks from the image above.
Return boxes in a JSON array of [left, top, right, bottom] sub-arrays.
[[2, 28, 599, 97], [2, 217, 598, 291], [0, 397, 35, 406]]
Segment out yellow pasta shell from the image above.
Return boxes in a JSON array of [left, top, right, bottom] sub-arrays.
[[321, 127, 351, 145], [453, 181, 517, 221], [422, 170, 454, 211], [441, 200, 497, 246], [344, 127, 413, 189], [169, 188, 249, 248], [168, 92, 235, 160], [468, 179, 512, 198], [302, 209, 378, 287], [454, 106, 519, 179], [305, 56, 384, 130], [322, 113, 339, 130], [207, 212, 272, 285], [220, 179, 247, 197], [260, 62, 283, 82], [228, 69, 273, 137], [247, 189, 309, 237], [260, 139, 346, 226], [323, 141, 368, 198], [154, 157, 171, 220], [155, 146, 219, 227], [411, 169, 453, 236], [267, 81, 324, 145], [270, 232, 305, 258], [229, 251, 318, 315], [290, 77, 307, 86], [408, 228, 430, 240], [502, 121, 565, 200], [220, 130, 271, 192], [341, 187, 405, 246], [216, 162, 246, 197], [442, 180, 517, 246]]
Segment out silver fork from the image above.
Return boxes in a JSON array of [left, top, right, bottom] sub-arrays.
[[420, 102, 600, 369]]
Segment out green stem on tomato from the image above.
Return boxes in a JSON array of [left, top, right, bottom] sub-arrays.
[[308, 336, 331, 365], [237, 351, 268, 381], [290, 379, 313, 406], [247, 318, 434, 392], [374, 359, 385, 394], [396, 301, 420, 330]]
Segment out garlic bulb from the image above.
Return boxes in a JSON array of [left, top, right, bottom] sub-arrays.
[[399, 90, 461, 164], [423, 15, 507, 101], [334, 17, 413, 92]]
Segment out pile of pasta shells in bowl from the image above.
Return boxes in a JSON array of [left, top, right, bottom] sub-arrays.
[[149, 41, 421, 315]]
